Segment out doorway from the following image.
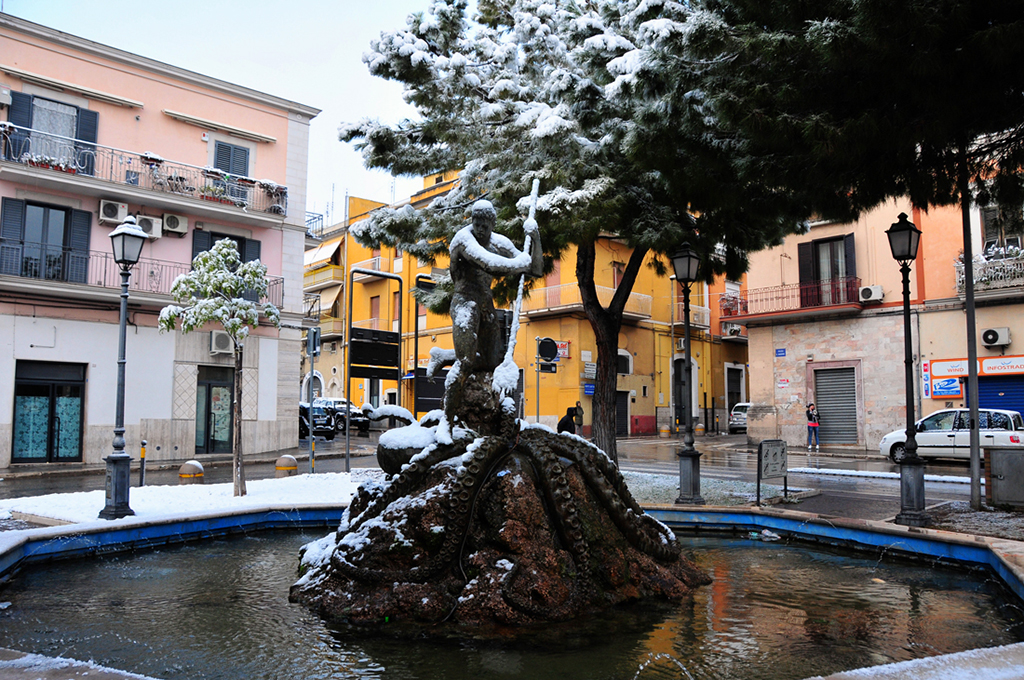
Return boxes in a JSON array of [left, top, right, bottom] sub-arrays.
[[195, 366, 234, 454], [12, 361, 85, 463]]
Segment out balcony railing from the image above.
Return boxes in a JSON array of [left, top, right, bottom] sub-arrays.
[[721, 277, 861, 316], [0, 123, 288, 216], [352, 318, 386, 330], [674, 301, 711, 328], [521, 283, 652, 317], [352, 256, 389, 280], [956, 256, 1024, 294], [0, 238, 283, 307], [303, 264, 345, 289], [303, 292, 321, 320], [306, 212, 324, 239]]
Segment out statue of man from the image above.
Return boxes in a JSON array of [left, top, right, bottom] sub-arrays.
[[448, 199, 543, 375]]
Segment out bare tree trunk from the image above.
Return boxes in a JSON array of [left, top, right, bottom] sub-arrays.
[[233, 346, 247, 497], [576, 240, 650, 464]]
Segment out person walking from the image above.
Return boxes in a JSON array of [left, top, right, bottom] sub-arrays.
[[806, 402, 820, 451], [574, 401, 584, 436], [557, 407, 576, 434]]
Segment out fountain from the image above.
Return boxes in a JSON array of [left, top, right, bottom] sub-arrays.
[[289, 194, 710, 633]]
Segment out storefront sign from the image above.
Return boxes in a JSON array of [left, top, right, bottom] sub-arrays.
[[932, 377, 962, 397], [922, 361, 930, 398], [777, 378, 789, 389], [556, 341, 570, 358], [981, 356, 1024, 375], [931, 359, 974, 377]]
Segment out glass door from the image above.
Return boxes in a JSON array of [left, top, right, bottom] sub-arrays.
[[195, 366, 234, 454], [12, 371, 84, 463]]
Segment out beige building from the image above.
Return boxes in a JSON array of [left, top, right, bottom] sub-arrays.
[[730, 197, 1024, 451]]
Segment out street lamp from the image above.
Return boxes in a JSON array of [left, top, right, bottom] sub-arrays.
[[672, 243, 704, 505], [99, 216, 147, 519], [886, 212, 929, 527]]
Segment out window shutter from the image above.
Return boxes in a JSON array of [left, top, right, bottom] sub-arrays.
[[74, 109, 99, 176], [242, 237, 261, 263], [797, 241, 817, 307], [192, 229, 213, 262], [843, 233, 857, 278], [66, 209, 92, 283], [214, 142, 233, 173], [6, 91, 32, 161], [1, 198, 26, 276], [231, 146, 249, 177]]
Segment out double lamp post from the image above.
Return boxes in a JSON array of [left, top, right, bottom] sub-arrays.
[[99, 216, 148, 520]]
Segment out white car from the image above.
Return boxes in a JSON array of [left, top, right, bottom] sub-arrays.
[[878, 408, 1024, 463]]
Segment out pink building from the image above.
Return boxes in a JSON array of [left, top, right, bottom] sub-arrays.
[[0, 14, 319, 468]]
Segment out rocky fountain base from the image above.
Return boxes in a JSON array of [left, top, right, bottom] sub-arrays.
[[290, 407, 709, 637]]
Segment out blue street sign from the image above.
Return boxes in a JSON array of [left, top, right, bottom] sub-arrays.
[[775, 348, 786, 357], [583, 383, 595, 395]]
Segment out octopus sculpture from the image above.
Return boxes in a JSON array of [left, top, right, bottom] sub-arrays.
[[289, 403, 709, 634]]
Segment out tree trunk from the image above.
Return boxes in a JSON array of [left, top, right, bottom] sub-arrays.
[[576, 240, 650, 464], [233, 346, 247, 497]]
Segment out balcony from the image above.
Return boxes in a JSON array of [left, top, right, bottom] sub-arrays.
[[304, 264, 345, 291], [720, 277, 862, 324], [0, 123, 288, 226], [303, 292, 321, 321], [306, 212, 325, 240], [0, 239, 283, 308], [956, 255, 1024, 302], [522, 283, 652, 320], [352, 256, 390, 282], [672, 301, 711, 329], [318, 316, 346, 339]]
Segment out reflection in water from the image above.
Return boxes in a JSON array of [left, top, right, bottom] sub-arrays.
[[0, 532, 1021, 680]]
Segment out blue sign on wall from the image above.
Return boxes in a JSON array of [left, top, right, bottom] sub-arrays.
[[775, 348, 786, 357], [583, 383, 595, 395]]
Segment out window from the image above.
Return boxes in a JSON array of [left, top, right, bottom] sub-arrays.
[[797, 234, 858, 307], [612, 261, 625, 288], [0, 198, 91, 283], [191, 230, 262, 300], [919, 411, 955, 432], [981, 207, 1023, 255], [6, 92, 98, 175], [616, 350, 632, 375], [214, 141, 250, 177]]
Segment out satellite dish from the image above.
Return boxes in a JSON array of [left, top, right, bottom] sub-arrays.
[[538, 337, 558, 362]]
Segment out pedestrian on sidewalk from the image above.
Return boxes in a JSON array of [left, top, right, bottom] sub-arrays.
[[807, 403, 820, 451], [558, 407, 576, 434], [574, 401, 584, 435]]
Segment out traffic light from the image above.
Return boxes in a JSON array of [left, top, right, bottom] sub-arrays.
[[306, 326, 321, 357]]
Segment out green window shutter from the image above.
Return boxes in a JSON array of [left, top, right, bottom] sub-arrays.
[[66, 209, 92, 283], [1, 198, 26, 276]]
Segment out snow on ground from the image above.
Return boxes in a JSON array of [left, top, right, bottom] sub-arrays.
[[0, 471, 371, 525]]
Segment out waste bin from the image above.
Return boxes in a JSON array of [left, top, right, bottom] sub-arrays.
[[986, 447, 1024, 509]]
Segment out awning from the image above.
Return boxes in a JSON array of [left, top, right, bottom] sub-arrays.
[[303, 240, 340, 269], [317, 285, 343, 313]]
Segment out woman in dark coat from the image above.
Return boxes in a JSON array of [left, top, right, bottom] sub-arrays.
[[557, 407, 576, 434]]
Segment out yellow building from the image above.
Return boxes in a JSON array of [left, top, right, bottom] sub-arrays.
[[303, 175, 749, 435]]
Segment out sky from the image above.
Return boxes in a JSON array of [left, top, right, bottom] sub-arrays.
[[1, 0, 430, 226]]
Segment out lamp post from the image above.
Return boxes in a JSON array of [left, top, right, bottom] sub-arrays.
[[886, 213, 929, 527], [99, 216, 147, 520], [672, 244, 704, 505]]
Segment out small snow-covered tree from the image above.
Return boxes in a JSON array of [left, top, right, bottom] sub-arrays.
[[158, 238, 281, 497]]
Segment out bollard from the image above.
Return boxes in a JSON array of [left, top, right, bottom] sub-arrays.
[[275, 454, 298, 478], [178, 460, 204, 484], [659, 427, 670, 439], [695, 423, 706, 436]]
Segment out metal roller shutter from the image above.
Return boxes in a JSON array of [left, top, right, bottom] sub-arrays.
[[814, 367, 858, 444], [978, 376, 1024, 420]]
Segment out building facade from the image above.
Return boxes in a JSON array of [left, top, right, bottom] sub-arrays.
[[733, 197, 1024, 451], [303, 175, 749, 436], [0, 14, 319, 468]]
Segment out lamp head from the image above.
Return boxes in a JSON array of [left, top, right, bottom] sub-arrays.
[[886, 213, 921, 264], [671, 243, 701, 283], [110, 216, 147, 269]]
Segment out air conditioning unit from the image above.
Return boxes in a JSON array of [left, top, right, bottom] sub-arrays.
[[135, 215, 162, 239], [859, 285, 884, 302], [981, 327, 1011, 347], [162, 213, 188, 235], [210, 330, 235, 355], [724, 323, 743, 336], [99, 200, 128, 225]]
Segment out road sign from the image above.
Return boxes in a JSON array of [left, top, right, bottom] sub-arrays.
[[756, 439, 789, 506], [538, 337, 558, 362], [583, 362, 597, 379], [540, 362, 557, 373], [583, 383, 595, 395]]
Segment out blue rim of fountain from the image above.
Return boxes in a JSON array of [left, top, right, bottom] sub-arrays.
[[2, 502, 1022, 606]]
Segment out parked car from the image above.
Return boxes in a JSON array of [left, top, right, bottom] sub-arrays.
[[728, 402, 750, 434], [878, 408, 1024, 463], [299, 401, 336, 440], [314, 397, 371, 435]]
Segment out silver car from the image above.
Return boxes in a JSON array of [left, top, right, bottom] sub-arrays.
[[728, 402, 750, 434]]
